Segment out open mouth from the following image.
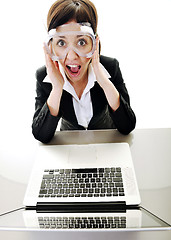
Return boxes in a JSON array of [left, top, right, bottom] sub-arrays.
[[66, 65, 81, 75]]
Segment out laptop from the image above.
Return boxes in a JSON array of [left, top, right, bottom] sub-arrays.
[[23, 142, 141, 229]]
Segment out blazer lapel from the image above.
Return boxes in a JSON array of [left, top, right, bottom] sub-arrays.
[[60, 90, 78, 125]]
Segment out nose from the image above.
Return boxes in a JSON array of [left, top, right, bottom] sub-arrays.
[[66, 48, 79, 60]]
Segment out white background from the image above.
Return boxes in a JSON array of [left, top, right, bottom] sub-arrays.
[[0, 0, 171, 183]]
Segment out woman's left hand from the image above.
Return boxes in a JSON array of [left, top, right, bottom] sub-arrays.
[[91, 36, 110, 89], [92, 36, 120, 111]]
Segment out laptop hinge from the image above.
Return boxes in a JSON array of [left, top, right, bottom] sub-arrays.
[[36, 202, 126, 213]]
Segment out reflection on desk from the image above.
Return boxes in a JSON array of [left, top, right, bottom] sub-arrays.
[[0, 207, 170, 231]]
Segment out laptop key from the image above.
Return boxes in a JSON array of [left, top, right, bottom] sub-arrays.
[[113, 177, 122, 182], [39, 189, 47, 194], [43, 175, 54, 179], [69, 194, 74, 197], [98, 168, 104, 172], [100, 194, 105, 197], [88, 194, 93, 197], [81, 194, 87, 197], [116, 168, 121, 172], [72, 168, 97, 173], [75, 194, 81, 197], [63, 194, 68, 197], [38, 195, 44, 198]]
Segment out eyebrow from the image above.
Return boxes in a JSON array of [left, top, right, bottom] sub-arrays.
[[57, 35, 66, 38], [57, 34, 85, 38]]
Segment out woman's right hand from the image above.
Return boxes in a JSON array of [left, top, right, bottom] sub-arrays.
[[43, 43, 64, 90], [43, 43, 64, 116]]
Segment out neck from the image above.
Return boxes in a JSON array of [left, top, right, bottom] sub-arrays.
[[69, 73, 88, 99]]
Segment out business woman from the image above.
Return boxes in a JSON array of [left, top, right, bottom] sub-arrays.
[[32, 0, 136, 143]]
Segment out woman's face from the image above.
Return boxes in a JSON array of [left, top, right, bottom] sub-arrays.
[[55, 20, 92, 84]]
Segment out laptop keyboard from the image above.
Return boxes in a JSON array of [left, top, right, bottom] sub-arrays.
[[38, 216, 126, 229], [39, 168, 125, 198]]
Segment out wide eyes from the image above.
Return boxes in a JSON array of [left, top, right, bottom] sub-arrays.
[[57, 39, 66, 47], [56, 38, 87, 47], [78, 39, 87, 46], [52, 34, 93, 58]]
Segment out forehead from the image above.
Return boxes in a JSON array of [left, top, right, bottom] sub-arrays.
[[56, 22, 83, 33]]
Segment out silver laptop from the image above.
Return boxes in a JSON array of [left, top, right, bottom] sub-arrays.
[[23, 143, 140, 210], [23, 142, 143, 230], [1, 143, 170, 231]]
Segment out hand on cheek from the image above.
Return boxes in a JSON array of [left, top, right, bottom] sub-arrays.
[[92, 37, 109, 87], [92, 36, 100, 69], [43, 43, 64, 90]]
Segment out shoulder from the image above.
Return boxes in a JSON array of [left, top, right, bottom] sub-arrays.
[[100, 55, 119, 79], [35, 65, 47, 83], [35, 66, 52, 94]]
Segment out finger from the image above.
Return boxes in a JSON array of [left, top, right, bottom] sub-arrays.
[[43, 43, 54, 64], [94, 37, 100, 59], [95, 36, 100, 54], [44, 50, 52, 69], [43, 43, 55, 67], [92, 50, 98, 61], [43, 42, 50, 56], [43, 43, 61, 78]]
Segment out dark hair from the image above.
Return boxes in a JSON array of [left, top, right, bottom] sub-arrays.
[[47, 0, 98, 34]]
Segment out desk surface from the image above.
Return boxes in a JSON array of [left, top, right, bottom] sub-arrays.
[[0, 128, 171, 239]]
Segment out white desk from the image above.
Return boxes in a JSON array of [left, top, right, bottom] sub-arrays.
[[0, 128, 171, 239]]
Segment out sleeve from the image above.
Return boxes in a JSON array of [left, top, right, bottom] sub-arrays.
[[32, 68, 61, 143], [108, 59, 136, 134]]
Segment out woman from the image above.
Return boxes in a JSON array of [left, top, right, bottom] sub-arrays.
[[32, 0, 136, 143]]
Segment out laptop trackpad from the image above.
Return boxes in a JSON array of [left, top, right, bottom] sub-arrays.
[[68, 145, 97, 167]]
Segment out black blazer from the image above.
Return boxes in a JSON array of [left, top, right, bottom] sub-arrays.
[[32, 55, 136, 143]]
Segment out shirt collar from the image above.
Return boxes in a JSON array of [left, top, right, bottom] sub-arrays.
[[43, 62, 111, 101]]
